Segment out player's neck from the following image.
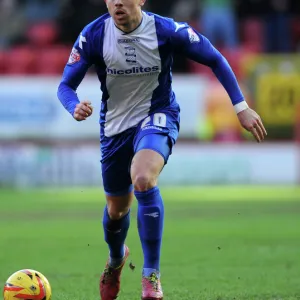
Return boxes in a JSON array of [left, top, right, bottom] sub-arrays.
[[116, 11, 143, 34]]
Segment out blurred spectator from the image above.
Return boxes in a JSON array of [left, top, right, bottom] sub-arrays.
[[18, 0, 60, 24], [149, 0, 177, 16], [237, 0, 268, 19], [1, 0, 300, 76], [199, 0, 238, 50], [291, 1, 300, 51], [236, 0, 268, 53], [265, 0, 292, 53], [57, 0, 107, 44], [167, 0, 198, 73], [0, 0, 25, 48], [170, 0, 198, 23]]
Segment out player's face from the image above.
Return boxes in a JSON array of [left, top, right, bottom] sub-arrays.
[[105, 0, 145, 29]]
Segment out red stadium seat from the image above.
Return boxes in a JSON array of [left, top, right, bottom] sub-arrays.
[[27, 22, 58, 47], [35, 45, 71, 74], [5, 46, 36, 74], [0, 50, 7, 74]]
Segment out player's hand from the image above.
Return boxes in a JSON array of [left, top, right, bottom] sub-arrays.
[[237, 108, 267, 143], [73, 100, 93, 121]]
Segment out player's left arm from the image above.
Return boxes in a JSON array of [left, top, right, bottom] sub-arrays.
[[170, 22, 267, 142]]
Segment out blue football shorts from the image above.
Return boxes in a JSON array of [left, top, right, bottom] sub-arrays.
[[100, 110, 179, 196]]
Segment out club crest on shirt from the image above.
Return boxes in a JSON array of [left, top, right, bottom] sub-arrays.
[[68, 48, 81, 64], [187, 27, 200, 43], [124, 46, 137, 64]]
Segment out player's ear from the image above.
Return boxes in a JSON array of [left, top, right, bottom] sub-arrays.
[[139, 0, 146, 7]]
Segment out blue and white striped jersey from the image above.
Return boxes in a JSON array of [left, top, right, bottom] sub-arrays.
[[58, 11, 245, 138]]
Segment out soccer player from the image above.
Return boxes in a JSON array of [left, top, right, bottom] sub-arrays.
[[57, 0, 267, 299]]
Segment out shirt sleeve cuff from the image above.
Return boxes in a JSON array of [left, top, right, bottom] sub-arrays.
[[234, 101, 249, 114]]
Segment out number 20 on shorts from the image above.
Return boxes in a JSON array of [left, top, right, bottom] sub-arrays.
[[141, 113, 167, 128]]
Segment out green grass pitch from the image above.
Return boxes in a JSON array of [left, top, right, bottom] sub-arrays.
[[1, 186, 300, 300]]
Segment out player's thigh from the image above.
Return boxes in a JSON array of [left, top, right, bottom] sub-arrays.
[[101, 154, 133, 196], [101, 131, 135, 210], [102, 151, 134, 216], [131, 134, 172, 191], [132, 110, 179, 169], [131, 134, 171, 176], [131, 109, 178, 189]]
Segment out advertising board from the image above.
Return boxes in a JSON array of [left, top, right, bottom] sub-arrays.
[[0, 75, 207, 140]]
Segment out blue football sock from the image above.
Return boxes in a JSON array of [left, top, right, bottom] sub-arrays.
[[102, 206, 130, 268], [135, 186, 164, 271]]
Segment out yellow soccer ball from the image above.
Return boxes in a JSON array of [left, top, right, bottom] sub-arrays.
[[3, 269, 52, 300]]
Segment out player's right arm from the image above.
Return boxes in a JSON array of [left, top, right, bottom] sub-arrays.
[[57, 29, 93, 121]]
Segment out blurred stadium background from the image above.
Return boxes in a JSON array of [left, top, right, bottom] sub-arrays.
[[1, 0, 300, 299]]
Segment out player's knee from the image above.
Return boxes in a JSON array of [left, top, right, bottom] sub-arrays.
[[107, 205, 129, 220], [132, 173, 156, 192]]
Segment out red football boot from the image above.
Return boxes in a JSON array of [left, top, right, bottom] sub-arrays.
[[141, 272, 163, 300], [100, 245, 129, 300]]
